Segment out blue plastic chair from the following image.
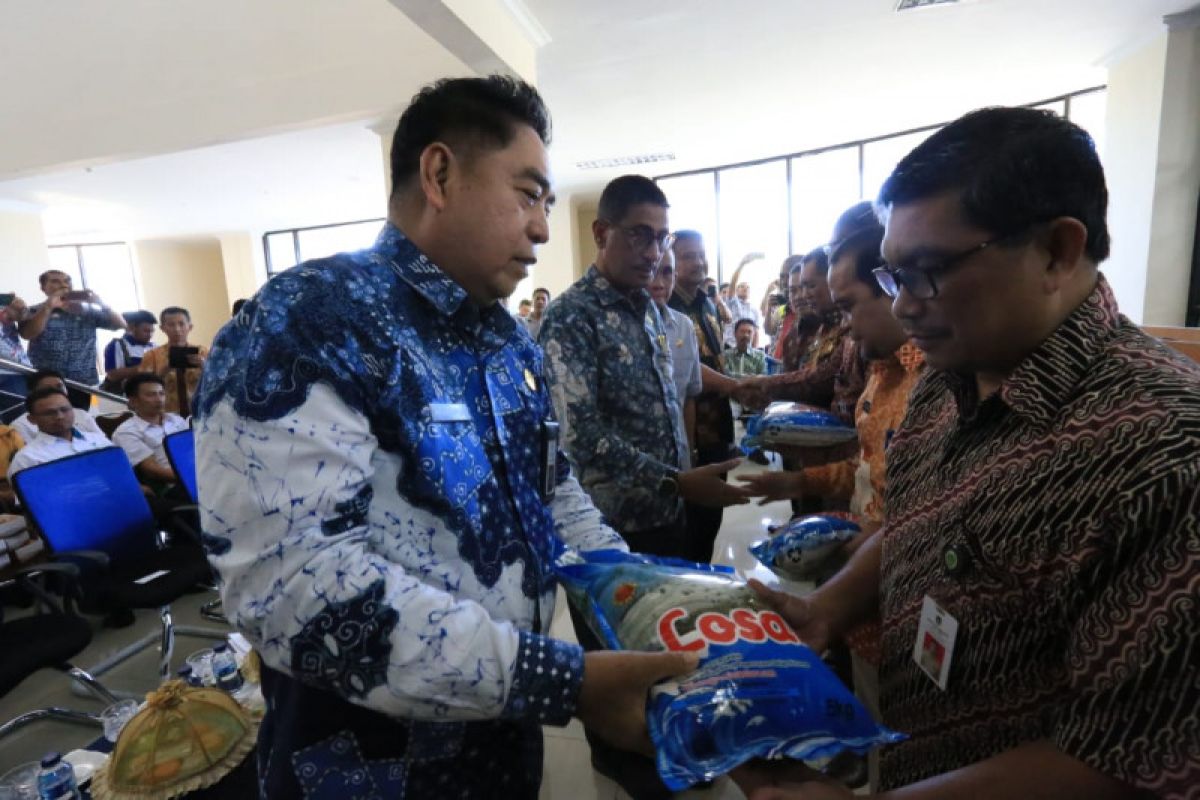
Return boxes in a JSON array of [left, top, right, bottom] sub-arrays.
[[164, 427, 197, 503], [12, 447, 225, 688]]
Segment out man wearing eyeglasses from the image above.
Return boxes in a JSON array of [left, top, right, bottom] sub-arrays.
[[540, 175, 754, 799], [736, 108, 1199, 800], [7, 386, 112, 479]]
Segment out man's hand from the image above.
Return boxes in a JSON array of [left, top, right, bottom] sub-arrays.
[[748, 578, 835, 653], [732, 760, 856, 800], [733, 377, 770, 410], [737, 470, 804, 505], [46, 293, 67, 312], [187, 351, 206, 368], [577, 650, 700, 756], [769, 439, 859, 468], [678, 458, 755, 507]]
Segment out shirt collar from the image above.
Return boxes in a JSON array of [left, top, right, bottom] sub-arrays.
[[582, 265, 651, 313], [934, 274, 1120, 428], [374, 221, 516, 347]]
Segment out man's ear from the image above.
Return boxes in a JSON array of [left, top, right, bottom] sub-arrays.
[[592, 219, 608, 249], [417, 142, 456, 213], [1042, 216, 1089, 291]]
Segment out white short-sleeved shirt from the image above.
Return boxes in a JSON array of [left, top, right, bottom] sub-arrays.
[[12, 410, 102, 443], [8, 428, 113, 479], [112, 413, 188, 470]]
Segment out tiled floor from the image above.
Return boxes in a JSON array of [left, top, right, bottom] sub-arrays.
[[0, 458, 808, 798]]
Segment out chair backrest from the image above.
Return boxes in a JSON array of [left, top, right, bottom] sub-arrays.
[[163, 428, 197, 503], [95, 411, 132, 439], [12, 446, 157, 563]]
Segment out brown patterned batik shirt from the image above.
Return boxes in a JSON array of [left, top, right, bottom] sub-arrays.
[[877, 275, 1200, 798]]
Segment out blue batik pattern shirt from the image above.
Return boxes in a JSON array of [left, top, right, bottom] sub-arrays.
[[193, 223, 624, 797], [538, 266, 688, 533], [26, 305, 118, 385]]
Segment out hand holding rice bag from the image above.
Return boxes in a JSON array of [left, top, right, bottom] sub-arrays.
[[742, 402, 857, 451], [750, 515, 861, 581], [556, 552, 903, 790]]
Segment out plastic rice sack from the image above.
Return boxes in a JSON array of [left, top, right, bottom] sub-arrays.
[[741, 402, 857, 451], [556, 553, 904, 789], [750, 515, 861, 581]]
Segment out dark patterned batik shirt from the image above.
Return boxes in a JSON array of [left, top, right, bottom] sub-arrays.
[[878, 275, 1200, 798]]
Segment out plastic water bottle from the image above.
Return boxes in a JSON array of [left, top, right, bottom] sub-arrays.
[[212, 644, 243, 692], [177, 664, 201, 687], [36, 752, 79, 799]]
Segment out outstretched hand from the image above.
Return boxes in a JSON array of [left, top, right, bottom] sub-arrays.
[[678, 458, 756, 508], [577, 650, 700, 756]]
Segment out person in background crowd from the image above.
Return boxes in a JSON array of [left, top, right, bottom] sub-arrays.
[[764, 255, 804, 359], [704, 275, 732, 329], [112, 373, 188, 491], [670, 230, 742, 564], [139, 306, 208, 417], [723, 252, 766, 347], [102, 310, 157, 392], [0, 294, 34, 424], [523, 286, 550, 339], [540, 175, 752, 800], [517, 297, 532, 318], [231, 298, 248, 317], [19, 270, 126, 409], [11, 369, 104, 443], [649, 248, 702, 465], [194, 77, 695, 800], [737, 107, 1199, 800], [735, 248, 866, 424], [723, 319, 768, 378], [738, 201, 923, 791], [0, 422, 24, 510], [7, 387, 111, 479]]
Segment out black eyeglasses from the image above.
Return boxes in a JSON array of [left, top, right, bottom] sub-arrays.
[[873, 231, 1023, 300], [604, 222, 676, 254]]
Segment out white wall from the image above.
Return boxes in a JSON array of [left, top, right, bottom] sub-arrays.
[[0, 207, 52, 302]]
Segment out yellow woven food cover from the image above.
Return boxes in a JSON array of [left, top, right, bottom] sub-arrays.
[[91, 680, 258, 800]]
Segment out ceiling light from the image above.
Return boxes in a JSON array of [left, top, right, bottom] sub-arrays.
[[895, 0, 961, 10], [575, 153, 675, 170]]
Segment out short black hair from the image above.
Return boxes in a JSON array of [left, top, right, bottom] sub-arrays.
[[26, 386, 69, 414], [720, 282, 731, 291], [38, 270, 69, 288], [673, 230, 703, 247], [26, 368, 63, 392], [878, 106, 1110, 263], [518, 298, 532, 307], [389, 75, 551, 194], [533, 288, 550, 300], [124, 372, 165, 399], [598, 176, 668, 225], [734, 318, 757, 331], [781, 255, 805, 278], [123, 310, 157, 327], [828, 201, 886, 297], [160, 306, 191, 322], [799, 246, 830, 277], [231, 298, 248, 316]]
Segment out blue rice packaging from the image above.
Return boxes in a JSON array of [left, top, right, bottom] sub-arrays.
[[742, 402, 857, 452], [555, 549, 903, 789], [750, 515, 861, 581]]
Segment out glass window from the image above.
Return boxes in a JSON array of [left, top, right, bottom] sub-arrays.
[[657, 173, 718, 260], [80, 244, 140, 315], [717, 162, 789, 304], [45, 246, 85, 290], [790, 147, 862, 256], [1067, 90, 1107, 163], [862, 129, 938, 204], [265, 232, 298, 275], [296, 220, 383, 263]]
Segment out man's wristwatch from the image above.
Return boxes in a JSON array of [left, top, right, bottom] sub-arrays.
[[656, 468, 680, 498]]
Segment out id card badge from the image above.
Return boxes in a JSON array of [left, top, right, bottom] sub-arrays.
[[539, 420, 559, 503], [913, 595, 958, 691]]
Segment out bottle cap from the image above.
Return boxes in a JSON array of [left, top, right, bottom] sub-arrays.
[[40, 751, 62, 768]]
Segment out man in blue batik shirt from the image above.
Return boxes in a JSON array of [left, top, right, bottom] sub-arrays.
[[194, 76, 695, 800]]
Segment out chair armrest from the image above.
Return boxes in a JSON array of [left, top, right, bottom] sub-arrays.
[[10, 561, 83, 615], [55, 549, 111, 568]]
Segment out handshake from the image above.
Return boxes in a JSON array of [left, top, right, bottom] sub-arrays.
[[728, 376, 772, 410]]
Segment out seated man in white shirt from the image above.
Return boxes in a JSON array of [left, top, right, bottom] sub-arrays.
[[8, 386, 112, 479], [112, 373, 188, 491], [11, 369, 104, 443]]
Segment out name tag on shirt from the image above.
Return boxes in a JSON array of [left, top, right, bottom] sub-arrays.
[[913, 594, 958, 691], [429, 402, 471, 423]]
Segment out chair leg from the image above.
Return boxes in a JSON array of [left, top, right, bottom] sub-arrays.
[[0, 707, 101, 741], [159, 605, 174, 683], [199, 597, 227, 624], [64, 664, 119, 706]]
